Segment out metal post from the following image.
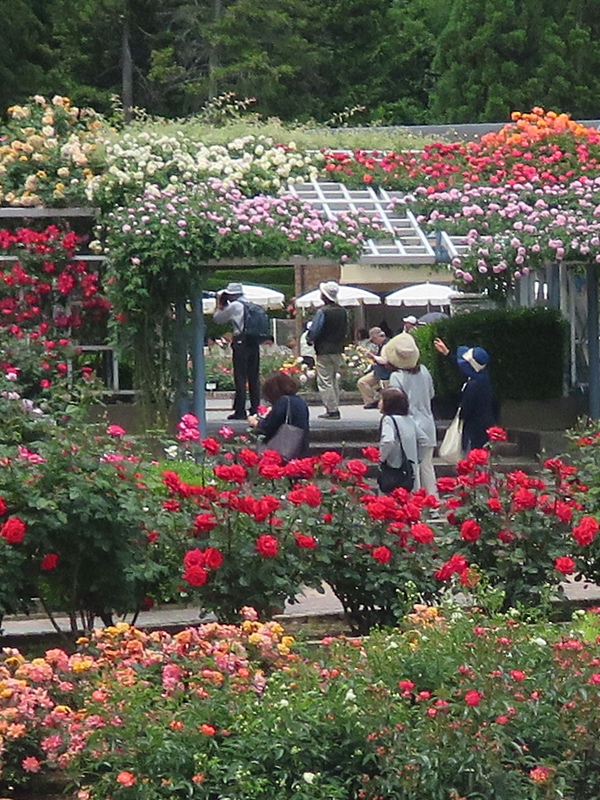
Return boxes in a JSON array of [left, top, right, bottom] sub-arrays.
[[587, 263, 600, 419], [191, 288, 207, 437]]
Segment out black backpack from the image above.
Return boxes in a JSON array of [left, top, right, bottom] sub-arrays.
[[242, 301, 271, 341]]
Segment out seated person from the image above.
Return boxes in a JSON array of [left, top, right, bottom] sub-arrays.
[[248, 372, 310, 458]]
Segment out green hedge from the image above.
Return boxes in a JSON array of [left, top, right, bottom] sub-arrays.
[[413, 307, 568, 402]]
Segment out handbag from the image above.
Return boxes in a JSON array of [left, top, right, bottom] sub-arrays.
[[377, 416, 415, 493], [260, 397, 305, 462], [439, 410, 464, 464]]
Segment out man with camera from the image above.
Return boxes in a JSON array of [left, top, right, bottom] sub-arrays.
[[213, 282, 260, 420]]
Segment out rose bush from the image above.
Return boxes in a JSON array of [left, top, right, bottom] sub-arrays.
[[4, 607, 600, 799], [0, 422, 166, 629], [433, 433, 600, 611], [0, 95, 106, 207]]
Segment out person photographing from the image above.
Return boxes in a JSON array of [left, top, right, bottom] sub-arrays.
[[213, 282, 260, 420]]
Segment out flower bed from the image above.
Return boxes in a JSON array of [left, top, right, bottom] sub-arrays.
[[4, 606, 600, 799]]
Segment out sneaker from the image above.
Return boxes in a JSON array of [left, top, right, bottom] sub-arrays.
[[227, 413, 247, 420], [318, 411, 341, 420], [363, 402, 379, 409]]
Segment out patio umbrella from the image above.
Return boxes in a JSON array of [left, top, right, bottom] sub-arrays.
[[418, 311, 450, 325], [385, 282, 461, 307], [294, 285, 382, 309], [202, 283, 285, 313]]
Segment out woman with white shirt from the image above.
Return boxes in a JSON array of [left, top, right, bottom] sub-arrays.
[[381, 333, 438, 497], [378, 387, 428, 493]]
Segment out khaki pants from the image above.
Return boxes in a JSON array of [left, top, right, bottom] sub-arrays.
[[316, 353, 342, 413], [357, 371, 386, 405]]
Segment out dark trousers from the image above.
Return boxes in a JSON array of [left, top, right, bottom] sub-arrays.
[[232, 336, 260, 416]]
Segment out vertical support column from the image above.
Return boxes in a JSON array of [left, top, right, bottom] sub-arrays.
[[173, 298, 189, 420], [191, 288, 207, 438], [587, 263, 600, 419]]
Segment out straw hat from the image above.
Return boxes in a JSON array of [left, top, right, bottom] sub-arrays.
[[380, 332, 420, 369]]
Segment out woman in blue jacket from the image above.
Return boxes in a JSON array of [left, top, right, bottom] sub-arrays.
[[248, 372, 310, 458], [434, 338, 496, 452]]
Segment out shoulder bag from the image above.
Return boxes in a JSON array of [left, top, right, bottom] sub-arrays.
[[260, 397, 305, 462], [377, 416, 415, 493], [439, 410, 464, 464]]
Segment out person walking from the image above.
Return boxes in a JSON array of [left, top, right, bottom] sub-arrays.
[[213, 282, 260, 420], [383, 333, 438, 497], [306, 281, 348, 420], [357, 327, 391, 409], [378, 387, 428, 493], [433, 338, 496, 453]]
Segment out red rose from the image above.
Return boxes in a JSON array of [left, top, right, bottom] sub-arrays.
[[411, 523, 434, 545], [361, 446, 380, 463], [294, 532, 318, 549], [487, 426, 507, 441], [288, 484, 322, 508], [319, 451, 343, 471], [0, 497, 7, 516], [255, 534, 279, 558], [435, 553, 468, 581], [1, 516, 26, 544], [183, 565, 208, 587], [214, 464, 247, 484], [554, 556, 575, 575], [257, 462, 285, 480], [40, 553, 59, 570], [573, 516, 599, 546], [239, 448, 260, 466], [201, 437, 220, 455], [322, 513, 333, 523], [345, 459, 368, 477], [162, 499, 182, 512], [464, 689, 483, 707], [460, 519, 482, 542], [372, 545, 392, 564], [467, 449, 489, 465], [194, 513, 218, 534], [487, 497, 502, 512], [147, 530, 159, 543], [437, 477, 458, 492], [203, 547, 224, 570], [512, 487, 537, 511], [184, 548, 206, 568]]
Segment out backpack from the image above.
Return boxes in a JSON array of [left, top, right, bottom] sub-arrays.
[[242, 301, 271, 341]]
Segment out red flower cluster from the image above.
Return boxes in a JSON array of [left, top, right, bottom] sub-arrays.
[[1, 516, 26, 544]]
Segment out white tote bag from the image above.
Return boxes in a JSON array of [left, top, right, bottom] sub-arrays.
[[439, 411, 464, 464]]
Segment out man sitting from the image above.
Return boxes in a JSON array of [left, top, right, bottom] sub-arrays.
[[357, 327, 392, 409]]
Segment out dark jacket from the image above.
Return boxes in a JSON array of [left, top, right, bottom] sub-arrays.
[[257, 394, 310, 457], [307, 304, 348, 355], [459, 372, 496, 450]]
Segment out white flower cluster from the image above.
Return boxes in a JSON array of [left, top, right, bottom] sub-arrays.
[[89, 132, 324, 203]]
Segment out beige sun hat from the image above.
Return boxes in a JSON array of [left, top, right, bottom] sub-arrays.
[[380, 332, 420, 369]]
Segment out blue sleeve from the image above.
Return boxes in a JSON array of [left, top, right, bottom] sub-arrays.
[[306, 309, 324, 344]]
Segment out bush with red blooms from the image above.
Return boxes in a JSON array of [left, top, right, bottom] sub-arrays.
[[0, 226, 109, 339], [323, 109, 600, 192], [0, 421, 165, 627], [434, 428, 599, 610], [158, 421, 442, 632]]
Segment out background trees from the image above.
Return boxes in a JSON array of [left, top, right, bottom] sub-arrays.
[[2, 0, 600, 124]]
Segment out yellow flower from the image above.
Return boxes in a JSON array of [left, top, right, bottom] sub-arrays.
[[36, 170, 47, 179]]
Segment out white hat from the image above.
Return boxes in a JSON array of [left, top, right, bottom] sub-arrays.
[[403, 315, 418, 326], [224, 282, 243, 296], [319, 281, 340, 303]]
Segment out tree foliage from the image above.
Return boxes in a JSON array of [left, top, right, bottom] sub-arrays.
[[2, 0, 600, 124]]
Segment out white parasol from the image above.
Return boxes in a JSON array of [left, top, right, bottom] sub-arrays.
[[294, 285, 382, 309], [384, 282, 461, 307], [203, 283, 285, 313]]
